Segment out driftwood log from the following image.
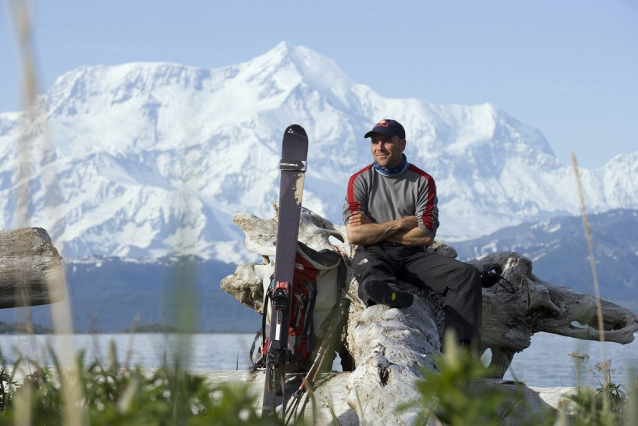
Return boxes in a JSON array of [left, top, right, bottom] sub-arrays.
[[181, 371, 579, 426], [0, 227, 65, 308], [221, 206, 638, 424]]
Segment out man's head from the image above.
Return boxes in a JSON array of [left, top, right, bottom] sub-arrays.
[[365, 119, 406, 169], [364, 119, 405, 140]]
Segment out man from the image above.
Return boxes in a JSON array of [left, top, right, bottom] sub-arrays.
[[343, 119, 482, 348]]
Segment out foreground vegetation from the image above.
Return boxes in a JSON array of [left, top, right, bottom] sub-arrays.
[[399, 337, 638, 426], [0, 338, 636, 425]]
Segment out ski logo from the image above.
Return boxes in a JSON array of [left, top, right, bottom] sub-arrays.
[[287, 128, 295, 134], [280, 160, 307, 172]]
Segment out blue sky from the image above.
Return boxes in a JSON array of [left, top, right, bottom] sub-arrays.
[[1, 0, 636, 168]]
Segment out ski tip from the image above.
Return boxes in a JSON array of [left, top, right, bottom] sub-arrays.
[[284, 124, 307, 139]]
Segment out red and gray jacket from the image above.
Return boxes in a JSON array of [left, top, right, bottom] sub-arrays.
[[342, 163, 439, 239]]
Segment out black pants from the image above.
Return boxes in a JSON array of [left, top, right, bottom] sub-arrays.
[[352, 244, 482, 342]]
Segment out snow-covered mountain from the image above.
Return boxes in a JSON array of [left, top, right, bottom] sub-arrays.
[[1, 42, 636, 262]]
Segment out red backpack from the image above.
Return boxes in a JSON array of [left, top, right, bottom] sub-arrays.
[[250, 242, 346, 371]]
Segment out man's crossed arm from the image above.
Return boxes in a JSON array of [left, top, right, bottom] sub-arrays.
[[345, 211, 433, 247]]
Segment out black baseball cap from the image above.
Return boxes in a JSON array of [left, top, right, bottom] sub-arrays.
[[364, 119, 405, 140]]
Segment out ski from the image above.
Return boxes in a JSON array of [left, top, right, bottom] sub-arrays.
[[262, 124, 309, 415]]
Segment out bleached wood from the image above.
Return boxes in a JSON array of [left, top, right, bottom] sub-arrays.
[[0, 227, 65, 308], [184, 371, 579, 426]]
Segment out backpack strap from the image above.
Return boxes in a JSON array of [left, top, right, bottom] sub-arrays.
[[249, 328, 264, 367], [300, 281, 317, 360], [331, 244, 348, 300], [250, 274, 273, 368]]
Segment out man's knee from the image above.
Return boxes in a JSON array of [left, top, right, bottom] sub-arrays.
[[352, 248, 395, 279], [462, 263, 482, 301], [351, 250, 373, 279], [447, 260, 481, 289], [463, 263, 481, 287]]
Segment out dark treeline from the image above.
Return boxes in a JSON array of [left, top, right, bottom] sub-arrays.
[[0, 321, 54, 334]]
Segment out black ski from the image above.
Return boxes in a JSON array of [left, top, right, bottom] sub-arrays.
[[263, 124, 309, 415]]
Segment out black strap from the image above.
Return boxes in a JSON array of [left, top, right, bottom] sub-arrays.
[[336, 259, 346, 300], [249, 328, 264, 367], [303, 283, 317, 335], [302, 282, 317, 358], [250, 276, 273, 367]]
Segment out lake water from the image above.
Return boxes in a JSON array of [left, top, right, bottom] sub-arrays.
[[1, 332, 636, 389]]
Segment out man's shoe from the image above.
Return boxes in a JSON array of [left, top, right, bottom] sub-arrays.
[[363, 280, 413, 308]]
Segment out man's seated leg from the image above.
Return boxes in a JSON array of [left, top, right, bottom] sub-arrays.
[[399, 251, 482, 344], [352, 247, 413, 309], [442, 260, 482, 347]]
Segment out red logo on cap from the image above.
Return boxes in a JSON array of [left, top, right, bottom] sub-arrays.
[[375, 120, 389, 128]]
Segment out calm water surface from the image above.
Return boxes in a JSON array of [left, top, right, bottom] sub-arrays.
[[502, 332, 637, 388], [1, 332, 635, 389]]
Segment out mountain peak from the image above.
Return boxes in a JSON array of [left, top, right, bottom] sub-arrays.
[[259, 41, 334, 69], [268, 41, 300, 57], [243, 42, 362, 108]]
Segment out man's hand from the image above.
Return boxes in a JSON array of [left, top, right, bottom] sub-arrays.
[[348, 211, 372, 226], [386, 216, 432, 246]]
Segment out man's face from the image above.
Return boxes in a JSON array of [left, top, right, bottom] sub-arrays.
[[370, 133, 406, 169]]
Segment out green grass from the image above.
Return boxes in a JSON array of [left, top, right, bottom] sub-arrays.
[[0, 341, 284, 425]]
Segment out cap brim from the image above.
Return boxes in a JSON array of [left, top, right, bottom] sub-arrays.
[[364, 128, 397, 139]]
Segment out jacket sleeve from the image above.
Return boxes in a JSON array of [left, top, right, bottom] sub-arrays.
[[343, 172, 369, 225], [415, 174, 439, 238]]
